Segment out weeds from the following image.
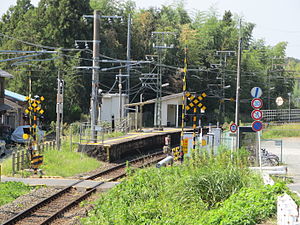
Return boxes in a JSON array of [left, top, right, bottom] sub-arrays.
[[82, 147, 270, 225], [0, 182, 34, 206], [262, 123, 300, 138]]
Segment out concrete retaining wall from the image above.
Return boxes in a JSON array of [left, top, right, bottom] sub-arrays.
[[78, 131, 181, 162]]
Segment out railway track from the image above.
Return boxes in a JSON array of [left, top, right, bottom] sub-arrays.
[[2, 151, 166, 225]]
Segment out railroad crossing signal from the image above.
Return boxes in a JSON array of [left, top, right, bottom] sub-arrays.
[[24, 95, 45, 174], [185, 92, 207, 111]]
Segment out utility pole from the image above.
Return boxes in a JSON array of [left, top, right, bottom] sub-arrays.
[[235, 19, 242, 149], [126, 14, 131, 107], [216, 51, 235, 123], [56, 70, 64, 150], [152, 32, 175, 129], [118, 70, 123, 120], [91, 10, 100, 142]]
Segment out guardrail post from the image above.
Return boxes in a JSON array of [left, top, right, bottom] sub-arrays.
[[12, 152, 15, 175], [16, 151, 20, 172], [21, 150, 24, 170]]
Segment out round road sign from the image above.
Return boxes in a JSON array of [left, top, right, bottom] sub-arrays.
[[230, 123, 238, 133], [276, 96, 284, 106], [252, 121, 263, 132], [251, 98, 263, 109], [251, 87, 263, 98], [251, 110, 263, 120]]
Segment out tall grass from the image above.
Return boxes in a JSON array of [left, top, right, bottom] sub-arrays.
[[262, 123, 300, 139], [82, 147, 266, 225], [1, 140, 101, 177]]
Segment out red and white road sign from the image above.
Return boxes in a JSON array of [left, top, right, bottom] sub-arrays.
[[251, 110, 263, 120], [251, 98, 263, 109], [230, 123, 238, 133]]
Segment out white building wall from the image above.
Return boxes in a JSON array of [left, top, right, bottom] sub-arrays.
[[161, 96, 182, 127], [100, 94, 128, 122]]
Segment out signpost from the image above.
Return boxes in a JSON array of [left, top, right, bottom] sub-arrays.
[[276, 96, 284, 106], [251, 110, 263, 121], [230, 123, 237, 133], [250, 87, 263, 170], [251, 87, 263, 98], [252, 121, 263, 132], [251, 98, 263, 109]]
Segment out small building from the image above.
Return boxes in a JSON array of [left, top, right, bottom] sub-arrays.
[[125, 93, 183, 128], [100, 93, 129, 122], [4, 89, 27, 129]]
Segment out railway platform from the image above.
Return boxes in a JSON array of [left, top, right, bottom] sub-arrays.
[[78, 127, 185, 162]]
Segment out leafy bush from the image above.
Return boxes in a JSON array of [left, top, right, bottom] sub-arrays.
[[0, 181, 33, 206], [200, 182, 286, 225], [82, 149, 264, 225]]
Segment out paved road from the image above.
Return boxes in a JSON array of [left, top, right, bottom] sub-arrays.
[[262, 137, 300, 192]]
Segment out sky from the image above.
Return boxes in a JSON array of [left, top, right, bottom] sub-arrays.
[[1, 0, 300, 59]]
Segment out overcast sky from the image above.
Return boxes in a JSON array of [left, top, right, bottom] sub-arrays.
[[1, 0, 300, 59]]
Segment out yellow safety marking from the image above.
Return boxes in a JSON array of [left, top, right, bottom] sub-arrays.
[[189, 103, 194, 108], [186, 106, 190, 111], [198, 96, 203, 101], [202, 92, 207, 97], [201, 106, 207, 111], [189, 95, 195, 101], [185, 92, 191, 97], [193, 99, 199, 104], [198, 103, 203, 107]]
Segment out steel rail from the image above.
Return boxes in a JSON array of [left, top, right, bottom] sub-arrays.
[[2, 151, 166, 225]]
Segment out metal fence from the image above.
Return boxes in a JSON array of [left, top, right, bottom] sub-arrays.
[[79, 118, 132, 144], [262, 109, 300, 123]]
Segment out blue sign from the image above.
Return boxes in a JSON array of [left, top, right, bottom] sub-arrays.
[[252, 121, 263, 132], [251, 87, 262, 98]]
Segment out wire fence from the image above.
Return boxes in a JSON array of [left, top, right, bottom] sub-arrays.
[[262, 109, 300, 123]]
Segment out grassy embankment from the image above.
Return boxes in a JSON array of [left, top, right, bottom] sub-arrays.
[[262, 123, 300, 139], [82, 148, 288, 225], [1, 141, 100, 177], [0, 181, 34, 206], [1, 131, 125, 177]]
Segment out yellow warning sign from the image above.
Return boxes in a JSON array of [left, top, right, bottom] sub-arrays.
[[182, 138, 188, 154], [201, 139, 207, 146]]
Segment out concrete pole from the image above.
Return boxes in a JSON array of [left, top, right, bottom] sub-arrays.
[[126, 14, 131, 108], [119, 72, 122, 121], [235, 19, 242, 150], [288, 93, 291, 122], [158, 49, 162, 129], [91, 10, 100, 142], [140, 93, 143, 129], [56, 70, 61, 150]]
